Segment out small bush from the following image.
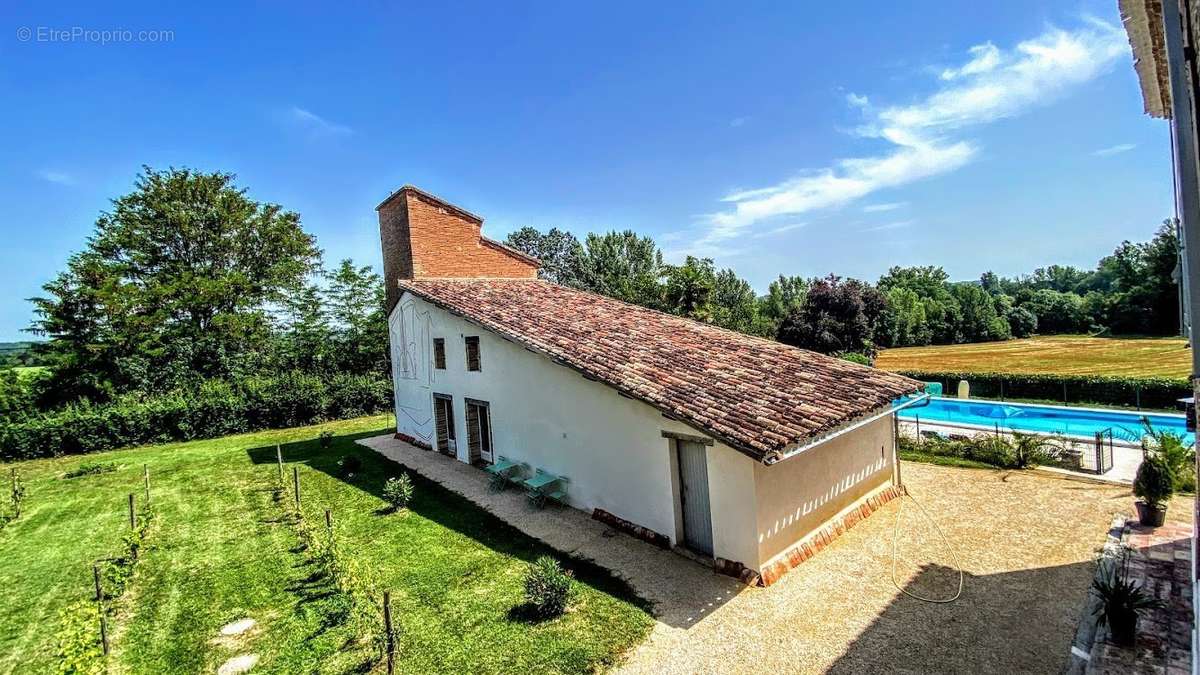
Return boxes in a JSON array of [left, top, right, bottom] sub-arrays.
[[64, 462, 117, 479], [1142, 423, 1196, 493], [338, 454, 363, 476], [899, 431, 1065, 470], [319, 430, 334, 448], [523, 556, 572, 619], [382, 474, 414, 512], [839, 352, 871, 366], [1134, 454, 1175, 508]]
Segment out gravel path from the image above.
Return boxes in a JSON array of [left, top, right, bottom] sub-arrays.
[[360, 434, 1144, 674]]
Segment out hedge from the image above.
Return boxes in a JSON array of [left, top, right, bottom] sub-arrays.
[[894, 370, 1191, 410], [0, 372, 392, 461]]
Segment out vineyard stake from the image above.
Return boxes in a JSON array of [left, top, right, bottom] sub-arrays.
[[384, 590, 395, 674], [99, 611, 110, 655], [276, 443, 284, 484], [293, 466, 301, 509], [128, 493, 137, 530]]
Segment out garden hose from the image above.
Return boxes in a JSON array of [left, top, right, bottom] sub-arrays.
[[891, 488, 964, 603]]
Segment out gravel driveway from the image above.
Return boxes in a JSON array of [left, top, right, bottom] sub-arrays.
[[361, 435, 1143, 674]]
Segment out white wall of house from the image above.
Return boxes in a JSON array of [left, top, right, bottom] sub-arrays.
[[391, 293, 708, 545], [388, 293, 897, 572], [751, 414, 895, 568]]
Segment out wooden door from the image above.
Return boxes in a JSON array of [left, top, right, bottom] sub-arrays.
[[676, 440, 714, 556]]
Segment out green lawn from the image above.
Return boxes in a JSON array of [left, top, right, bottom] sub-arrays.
[[876, 335, 1190, 378], [0, 415, 653, 674]]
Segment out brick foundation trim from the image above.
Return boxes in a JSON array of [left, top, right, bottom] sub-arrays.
[[592, 508, 671, 549], [758, 484, 906, 587], [394, 431, 432, 451], [715, 557, 761, 586]]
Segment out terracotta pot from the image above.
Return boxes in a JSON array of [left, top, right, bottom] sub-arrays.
[[1108, 611, 1138, 648], [1135, 500, 1167, 527]]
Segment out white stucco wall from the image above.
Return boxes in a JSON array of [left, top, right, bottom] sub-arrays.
[[390, 293, 712, 545], [751, 414, 896, 569]]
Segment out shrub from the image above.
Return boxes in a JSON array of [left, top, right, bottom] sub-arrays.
[[319, 431, 334, 448], [1134, 454, 1175, 508], [0, 372, 392, 460], [338, 454, 362, 476], [523, 555, 573, 619], [1092, 551, 1161, 647], [1142, 423, 1196, 493], [838, 352, 871, 366], [382, 474, 414, 511], [900, 431, 1067, 470], [64, 462, 117, 479]]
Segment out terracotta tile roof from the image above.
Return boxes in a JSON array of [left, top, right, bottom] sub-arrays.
[[399, 279, 922, 463]]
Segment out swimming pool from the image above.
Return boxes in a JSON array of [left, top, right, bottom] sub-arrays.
[[896, 397, 1191, 444]]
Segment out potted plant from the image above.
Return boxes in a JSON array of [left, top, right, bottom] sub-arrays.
[[1092, 552, 1161, 647], [1133, 453, 1174, 527]]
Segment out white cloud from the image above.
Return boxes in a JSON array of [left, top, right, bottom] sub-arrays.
[[288, 106, 353, 136], [940, 43, 1001, 80], [37, 170, 75, 186], [753, 222, 807, 238], [862, 201, 908, 213], [846, 92, 869, 109], [697, 19, 1126, 247], [1092, 143, 1136, 156], [730, 116, 748, 127], [861, 220, 914, 232]]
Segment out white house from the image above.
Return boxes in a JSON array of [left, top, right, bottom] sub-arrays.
[[378, 185, 923, 586]]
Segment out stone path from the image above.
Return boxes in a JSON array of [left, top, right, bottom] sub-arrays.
[[1087, 519, 1194, 675], [215, 617, 257, 674]]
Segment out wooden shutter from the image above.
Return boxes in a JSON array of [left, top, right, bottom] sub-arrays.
[[466, 403, 481, 461], [433, 338, 446, 370], [465, 336, 481, 371]]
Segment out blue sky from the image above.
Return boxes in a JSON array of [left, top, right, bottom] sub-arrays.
[[0, 1, 1174, 341]]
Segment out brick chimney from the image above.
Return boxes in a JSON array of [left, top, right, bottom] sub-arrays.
[[377, 185, 540, 312]]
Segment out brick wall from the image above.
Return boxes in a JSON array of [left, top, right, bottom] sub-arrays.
[[378, 186, 539, 312]]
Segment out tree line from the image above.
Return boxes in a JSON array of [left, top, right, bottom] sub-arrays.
[[9, 166, 1180, 417], [505, 221, 1181, 358]]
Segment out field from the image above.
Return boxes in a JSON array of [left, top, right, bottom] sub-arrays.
[[0, 415, 652, 674], [875, 335, 1191, 378]]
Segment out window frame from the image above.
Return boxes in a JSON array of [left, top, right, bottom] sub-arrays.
[[433, 337, 446, 370], [465, 336, 482, 372]]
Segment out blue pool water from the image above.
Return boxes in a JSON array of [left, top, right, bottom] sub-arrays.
[[896, 397, 1191, 444]]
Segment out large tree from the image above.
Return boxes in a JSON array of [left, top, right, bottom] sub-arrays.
[[575, 231, 664, 308], [324, 259, 388, 375], [504, 227, 585, 286], [30, 167, 320, 401], [662, 256, 716, 322], [777, 275, 885, 356]]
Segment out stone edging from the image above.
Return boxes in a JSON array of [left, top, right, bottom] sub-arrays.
[[756, 484, 907, 587]]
